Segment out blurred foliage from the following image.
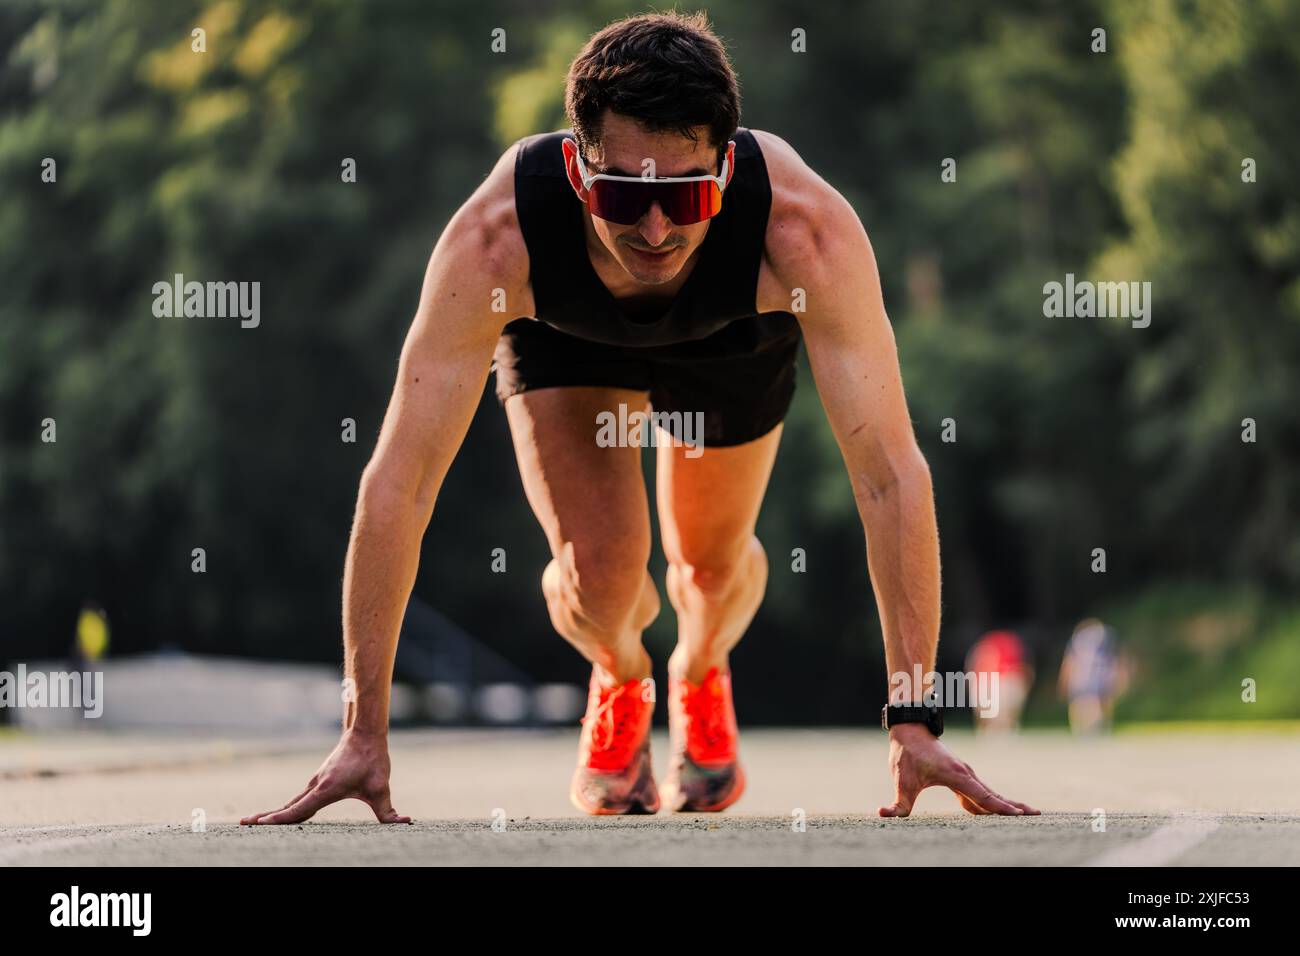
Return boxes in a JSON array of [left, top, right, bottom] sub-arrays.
[[1, 0, 1296, 722], [1106, 584, 1300, 722]]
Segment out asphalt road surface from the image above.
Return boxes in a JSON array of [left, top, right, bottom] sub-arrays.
[[2, 727, 1298, 865]]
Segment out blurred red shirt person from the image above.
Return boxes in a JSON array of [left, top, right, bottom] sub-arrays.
[[965, 630, 1033, 733]]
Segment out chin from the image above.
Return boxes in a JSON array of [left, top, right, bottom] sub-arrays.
[[626, 267, 677, 285], [620, 251, 683, 285]]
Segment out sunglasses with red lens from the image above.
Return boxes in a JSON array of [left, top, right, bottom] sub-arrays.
[[570, 146, 730, 226]]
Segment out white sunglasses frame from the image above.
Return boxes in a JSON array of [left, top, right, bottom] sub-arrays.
[[570, 143, 732, 193]]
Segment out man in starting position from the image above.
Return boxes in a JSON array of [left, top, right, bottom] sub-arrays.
[[243, 11, 1038, 823]]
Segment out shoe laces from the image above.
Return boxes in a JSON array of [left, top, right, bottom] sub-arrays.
[[584, 681, 639, 757], [683, 670, 730, 754]]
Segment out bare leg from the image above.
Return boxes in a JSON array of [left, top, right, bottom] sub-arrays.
[[504, 386, 661, 686], [655, 425, 783, 683]]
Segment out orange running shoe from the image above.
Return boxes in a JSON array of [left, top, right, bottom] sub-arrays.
[[569, 670, 660, 815], [661, 665, 745, 812]]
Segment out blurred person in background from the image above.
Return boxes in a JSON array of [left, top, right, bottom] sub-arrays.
[[1058, 618, 1130, 734], [73, 603, 110, 671], [965, 629, 1033, 733]]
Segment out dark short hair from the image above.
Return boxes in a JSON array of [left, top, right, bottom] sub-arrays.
[[565, 11, 740, 163]]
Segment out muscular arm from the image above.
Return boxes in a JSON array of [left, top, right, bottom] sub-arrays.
[[241, 148, 528, 826], [344, 151, 527, 735], [759, 141, 940, 695], [804, 242, 940, 688], [757, 131, 1035, 817]]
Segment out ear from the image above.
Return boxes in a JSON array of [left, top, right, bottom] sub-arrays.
[[561, 138, 590, 201], [722, 140, 737, 187]]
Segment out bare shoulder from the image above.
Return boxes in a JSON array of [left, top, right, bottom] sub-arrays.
[[431, 141, 532, 317], [749, 129, 870, 312]]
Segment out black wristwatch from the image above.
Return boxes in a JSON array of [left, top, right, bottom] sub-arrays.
[[881, 702, 943, 737]]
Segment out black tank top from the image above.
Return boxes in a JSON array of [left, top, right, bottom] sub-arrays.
[[513, 128, 798, 349]]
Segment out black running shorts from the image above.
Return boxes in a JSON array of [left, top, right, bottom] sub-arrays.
[[493, 314, 802, 448]]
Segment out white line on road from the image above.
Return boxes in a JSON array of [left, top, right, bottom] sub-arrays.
[[1084, 813, 1221, 867]]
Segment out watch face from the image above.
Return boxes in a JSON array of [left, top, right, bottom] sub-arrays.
[[928, 708, 944, 736]]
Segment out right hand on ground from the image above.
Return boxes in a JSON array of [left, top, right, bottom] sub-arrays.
[[879, 723, 1039, 818], [240, 730, 411, 825]]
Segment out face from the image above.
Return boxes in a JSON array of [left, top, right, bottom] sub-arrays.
[[564, 110, 734, 286]]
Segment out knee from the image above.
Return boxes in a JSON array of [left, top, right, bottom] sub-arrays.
[[667, 534, 767, 602], [542, 536, 650, 633]]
